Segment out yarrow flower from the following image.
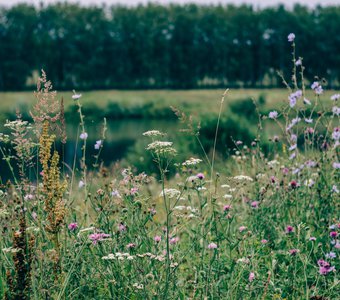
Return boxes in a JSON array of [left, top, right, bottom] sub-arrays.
[[207, 242, 217, 249], [182, 157, 202, 166], [142, 130, 165, 137], [269, 111, 278, 119], [287, 33, 295, 42]]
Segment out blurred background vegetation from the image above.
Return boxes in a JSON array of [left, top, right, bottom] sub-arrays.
[[0, 2, 339, 91]]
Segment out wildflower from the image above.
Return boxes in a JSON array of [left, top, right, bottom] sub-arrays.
[[236, 140, 243, 146], [309, 237, 316, 241], [289, 249, 299, 256], [332, 128, 340, 141], [72, 93, 82, 100], [287, 33, 295, 42], [24, 194, 34, 201], [142, 130, 165, 137], [261, 239, 268, 244], [160, 188, 180, 199], [154, 236, 161, 243], [79, 132, 88, 140], [126, 243, 136, 249], [333, 162, 340, 169], [305, 179, 315, 187], [208, 242, 217, 249], [315, 85, 323, 95], [89, 233, 110, 245], [196, 173, 205, 180], [311, 81, 319, 90], [251, 201, 259, 209], [330, 231, 338, 238], [249, 272, 255, 282], [331, 185, 339, 193], [286, 225, 294, 234], [170, 237, 179, 244], [318, 260, 335, 275], [130, 187, 138, 196], [269, 111, 278, 119], [78, 180, 85, 188], [146, 141, 176, 155], [239, 226, 247, 232], [233, 175, 253, 182], [118, 223, 126, 232], [223, 205, 232, 211], [289, 96, 297, 108], [289, 180, 298, 189], [68, 222, 78, 231], [182, 157, 202, 166], [31, 212, 37, 220], [223, 194, 232, 199], [94, 140, 102, 150], [289, 144, 297, 151], [332, 106, 340, 116], [305, 118, 313, 124], [111, 190, 121, 198], [295, 58, 302, 66], [305, 160, 317, 168], [325, 252, 336, 259], [148, 207, 157, 215], [331, 94, 340, 101]]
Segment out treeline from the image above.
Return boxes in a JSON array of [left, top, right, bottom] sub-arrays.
[[0, 3, 339, 90]]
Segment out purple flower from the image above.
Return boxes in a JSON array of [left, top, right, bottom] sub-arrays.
[[325, 252, 336, 259], [223, 204, 232, 211], [311, 81, 323, 95], [304, 118, 313, 124], [79, 132, 88, 140], [289, 249, 299, 256], [287, 33, 295, 42], [196, 173, 205, 180], [331, 185, 339, 193], [94, 140, 102, 150], [289, 95, 297, 108], [251, 201, 259, 209], [286, 225, 294, 234], [68, 222, 78, 231], [118, 223, 127, 232], [89, 233, 110, 245], [333, 162, 340, 169], [170, 237, 179, 244], [208, 242, 218, 249], [330, 231, 338, 238], [154, 235, 161, 243], [295, 58, 302, 66], [332, 106, 340, 116], [249, 272, 255, 282], [311, 81, 319, 90], [269, 111, 278, 119], [332, 127, 340, 141], [331, 94, 340, 101]]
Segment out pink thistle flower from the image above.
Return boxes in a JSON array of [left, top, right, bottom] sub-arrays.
[[261, 239, 268, 244], [89, 233, 110, 245], [196, 173, 205, 180], [239, 226, 247, 232], [251, 201, 259, 209], [249, 272, 255, 282], [126, 243, 136, 249], [207, 242, 218, 249], [223, 204, 232, 211], [130, 187, 138, 196], [309, 237, 316, 241], [286, 225, 294, 234], [154, 235, 161, 243], [330, 231, 338, 238], [289, 180, 298, 189], [68, 222, 78, 231], [289, 249, 299, 256], [170, 237, 179, 244], [118, 223, 127, 232]]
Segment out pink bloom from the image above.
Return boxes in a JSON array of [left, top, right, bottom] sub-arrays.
[[148, 207, 157, 215], [239, 226, 247, 232], [251, 201, 259, 209], [289, 180, 298, 189], [118, 223, 127, 232], [170, 237, 179, 244], [130, 187, 138, 196], [223, 205, 232, 211], [309, 237, 316, 241], [249, 272, 255, 282], [196, 173, 205, 180], [286, 225, 294, 234], [207, 242, 217, 249], [89, 233, 110, 245], [261, 239, 268, 244], [126, 243, 136, 249], [154, 235, 161, 243], [68, 222, 78, 231], [330, 231, 338, 238], [289, 249, 299, 256], [287, 33, 295, 42]]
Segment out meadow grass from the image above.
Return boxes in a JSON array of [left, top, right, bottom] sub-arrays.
[[0, 37, 339, 300]]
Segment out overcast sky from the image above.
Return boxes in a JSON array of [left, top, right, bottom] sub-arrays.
[[1, 0, 340, 8]]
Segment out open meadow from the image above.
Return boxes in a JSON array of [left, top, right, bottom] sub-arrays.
[[0, 2, 339, 299]]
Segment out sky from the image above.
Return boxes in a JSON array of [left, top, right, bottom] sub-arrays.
[[1, 0, 340, 8]]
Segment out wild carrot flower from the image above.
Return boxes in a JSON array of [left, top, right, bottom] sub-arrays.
[[309, 237, 316, 241], [126, 243, 136, 249], [207, 242, 217, 249], [68, 222, 78, 231], [287, 33, 295, 42], [249, 272, 255, 282]]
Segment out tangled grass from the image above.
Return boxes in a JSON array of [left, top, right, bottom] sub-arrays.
[[0, 35, 339, 300]]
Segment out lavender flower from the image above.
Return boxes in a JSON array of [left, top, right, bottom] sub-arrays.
[[269, 111, 278, 119]]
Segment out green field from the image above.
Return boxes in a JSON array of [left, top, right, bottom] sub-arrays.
[[1, 88, 337, 115]]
